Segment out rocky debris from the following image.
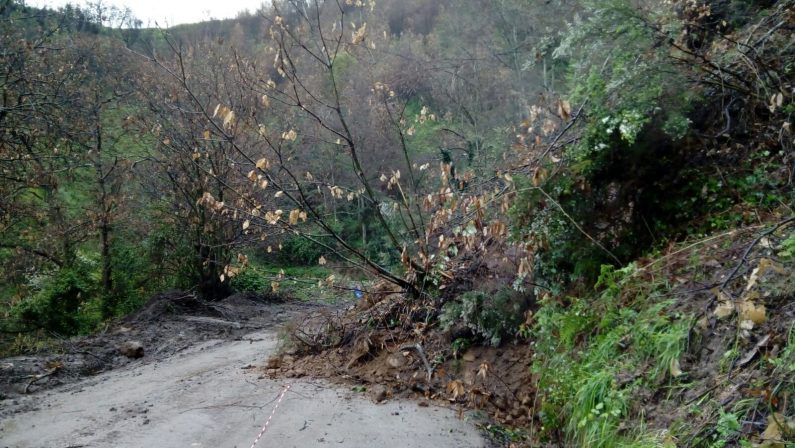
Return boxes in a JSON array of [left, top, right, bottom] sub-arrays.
[[368, 384, 389, 403], [119, 341, 145, 359], [386, 352, 409, 368]]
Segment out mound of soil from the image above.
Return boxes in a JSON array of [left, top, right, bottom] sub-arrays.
[[0, 290, 304, 406], [265, 282, 538, 431]]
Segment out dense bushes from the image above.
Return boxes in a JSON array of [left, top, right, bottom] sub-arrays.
[[506, 0, 793, 286], [13, 266, 95, 335]]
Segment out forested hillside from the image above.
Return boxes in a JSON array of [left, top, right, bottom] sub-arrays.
[[1, 0, 793, 446]]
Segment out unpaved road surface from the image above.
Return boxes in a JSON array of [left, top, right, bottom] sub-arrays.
[[0, 303, 487, 447]]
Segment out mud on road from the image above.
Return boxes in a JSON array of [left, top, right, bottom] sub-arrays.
[[0, 292, 488, 448]]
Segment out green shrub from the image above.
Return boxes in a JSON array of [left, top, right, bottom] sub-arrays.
[[13, 266, 97, 335], [278, 234, 326, 266], [230, 267, 270, 293]]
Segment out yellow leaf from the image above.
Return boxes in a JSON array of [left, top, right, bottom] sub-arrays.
[[242, 220, 250, 230], [271, 281, 280, 292], [669, 358, 684, 377], [288, 209, 300, 225], [256, 158, 270, 170], [352, 22, 367, 44], [264, 211, 280, 225], [712, 289, 734, 319], [203, 129, 211, 139], [318, 256, 327, 265], [223, 110, 235, 130]]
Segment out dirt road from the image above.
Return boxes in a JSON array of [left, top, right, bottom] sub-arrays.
[[0, 306, 487, 448]]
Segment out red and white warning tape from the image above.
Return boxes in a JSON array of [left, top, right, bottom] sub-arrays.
[[249, 383, 292, 448]]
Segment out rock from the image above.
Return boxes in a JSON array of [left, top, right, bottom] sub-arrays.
[[119, 341, 144, 359], [386, 353, 408, 368], [369, 385, 388, 403]]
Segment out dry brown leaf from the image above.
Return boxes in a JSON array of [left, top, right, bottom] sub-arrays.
[[738, 298, 766, 324], [446, 380, 465, 400], [713, 300, 735, 319], [759, 413, 786, 447], [288, 209, 300, 226], [557, 99, 571, 120], [477, 362, 489, 380], [746, 258, 785, 291]]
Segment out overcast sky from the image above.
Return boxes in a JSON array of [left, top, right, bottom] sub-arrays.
[[27, 0, 268, 26]]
